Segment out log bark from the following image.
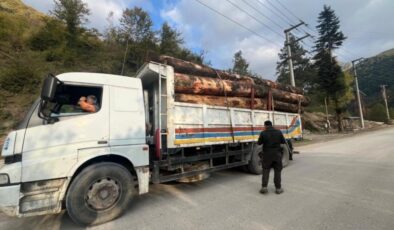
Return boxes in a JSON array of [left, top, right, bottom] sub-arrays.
[[174, 73, 310, 106], [174, 72, 267, 98], [151, 55, 304, 94], [175, 94, 302, 113], [273, 101, 302, 113], [271, 88, 310, 106], [175, 94, 267, 110]]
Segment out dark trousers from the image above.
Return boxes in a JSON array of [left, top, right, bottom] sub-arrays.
[[262, 156, 283, 189]]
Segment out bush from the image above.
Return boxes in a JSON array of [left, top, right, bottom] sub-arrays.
[[0, 61, 41, 94], [367, 103, 387, 122]]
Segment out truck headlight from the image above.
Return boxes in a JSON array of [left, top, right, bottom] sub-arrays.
[[0, 174, 9, 185]]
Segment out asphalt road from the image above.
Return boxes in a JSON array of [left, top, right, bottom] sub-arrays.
[[1, 127, 394, 230]]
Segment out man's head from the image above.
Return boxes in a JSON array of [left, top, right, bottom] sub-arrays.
[[86, 95, 97, 105], [264, 120, 273, 127]]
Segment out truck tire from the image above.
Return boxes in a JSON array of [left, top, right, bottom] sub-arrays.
[[66, 162, 136, 226], [282, 144, 290, 168], [247, 145, 263, 175]]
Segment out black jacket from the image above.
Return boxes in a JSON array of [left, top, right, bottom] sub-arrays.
[[257, 126, 286, 156]]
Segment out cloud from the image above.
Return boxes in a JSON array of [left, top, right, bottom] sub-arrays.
[[22, 0, 394, 80], [159, 0, 394, 80], [160, 0, 283, 79], [22, 0, 151, 31]]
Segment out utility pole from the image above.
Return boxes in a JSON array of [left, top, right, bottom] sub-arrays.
[[351, 58, 365, 129], [284, 21, 310, 87], [380, 85, 391, 124], [324, 97, 330, 133]]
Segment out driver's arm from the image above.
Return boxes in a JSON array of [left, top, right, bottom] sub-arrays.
[[78, 97, 96, 113]]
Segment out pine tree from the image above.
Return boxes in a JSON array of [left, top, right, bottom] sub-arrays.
[[276, 34, 316, 91], [314, 5, 349, 132], [232, 50, 250, 75]]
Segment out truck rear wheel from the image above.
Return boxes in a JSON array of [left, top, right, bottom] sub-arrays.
[[282, 144, 290, 167], [247, 145, 263, 175], [66, 162, 136, 226]]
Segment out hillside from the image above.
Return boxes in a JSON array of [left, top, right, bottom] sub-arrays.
[[357, 48, 394, 107], [0, 0, 45, 51], [0, 0, 206, 137]]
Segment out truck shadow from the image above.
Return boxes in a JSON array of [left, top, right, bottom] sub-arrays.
[[0, 168, 257, 230]]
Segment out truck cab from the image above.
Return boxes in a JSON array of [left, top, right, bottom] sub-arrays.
[[0, 72, 150, 225]]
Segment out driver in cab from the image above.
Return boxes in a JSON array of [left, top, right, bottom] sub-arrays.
[[78, 95, 99, 113]]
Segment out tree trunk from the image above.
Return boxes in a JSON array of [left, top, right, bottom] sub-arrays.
[[174, 72, 267, 97], [274, 100, 303, 113], [149, 54, 304, 94], [175, 94, 303, 113], [335, 107, 344, 132], [175, 94, 267, 110], [174, 73, 310, 106]]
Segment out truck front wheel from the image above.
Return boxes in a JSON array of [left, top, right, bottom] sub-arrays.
[[66, 162, 136, 226]]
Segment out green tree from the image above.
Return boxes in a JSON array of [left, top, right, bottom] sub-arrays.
[[159, 22, 183, 56], [51, 0, 90, 48], [118, 7, 157, 73], [276, 34, 316, 91], [30, 18, 66, 51], [232, 50, 250, 75], [119, 7, 155, 43], [314, 5, 348, 132], [315, 5, 346, 53]]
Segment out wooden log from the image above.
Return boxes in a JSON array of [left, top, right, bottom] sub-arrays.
[[150, 55, 304, 94], [274, 101, 302, 113], [271, 88, 310, 106], [175, 94, 267, 110], [174, 72, 267, 98], [174, 73, 310, 106]]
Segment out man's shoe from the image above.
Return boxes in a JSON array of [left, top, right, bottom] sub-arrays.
[[260, 187, 268, 194], [275, 188, 284, 194]]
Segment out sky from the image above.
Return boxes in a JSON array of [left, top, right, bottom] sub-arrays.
[[22, 0, 394, 80]]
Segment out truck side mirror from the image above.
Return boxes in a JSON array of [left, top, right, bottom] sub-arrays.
[[39, 74, 63, 121], [41, 74, 61, 102]]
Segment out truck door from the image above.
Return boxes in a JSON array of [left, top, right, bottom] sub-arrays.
[[21, 84, 109, 182], [109, 86, 145, 146]]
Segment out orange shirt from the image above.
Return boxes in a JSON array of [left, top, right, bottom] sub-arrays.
[[79, 101, 97, 113]]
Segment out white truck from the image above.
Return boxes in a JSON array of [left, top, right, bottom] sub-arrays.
[[0, 62, 302, 225]]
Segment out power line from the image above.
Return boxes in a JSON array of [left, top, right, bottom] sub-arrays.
[[276, 0, 304, 22], [225, 0, 284, 38], [254, 0, 293, 26], [265, 0, 296, 25], [241, 0, 285, 30], [194, 0, 282, 47]]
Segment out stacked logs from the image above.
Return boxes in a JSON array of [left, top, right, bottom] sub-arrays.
[[150, 55, 310, 113]]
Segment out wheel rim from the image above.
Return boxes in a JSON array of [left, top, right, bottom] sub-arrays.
[[86, 178, 121, 211]]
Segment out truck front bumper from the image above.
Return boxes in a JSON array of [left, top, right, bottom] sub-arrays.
[[0, 184, 20, 216]]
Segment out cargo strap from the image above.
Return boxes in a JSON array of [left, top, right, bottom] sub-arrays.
[[297, 97, 302, 114], [267, 89, 272, 111], [215, 70, 235, 143], [249, 80, 256, 138]]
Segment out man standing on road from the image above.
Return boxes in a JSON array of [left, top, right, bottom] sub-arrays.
[[257, 120, 286, 194]]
